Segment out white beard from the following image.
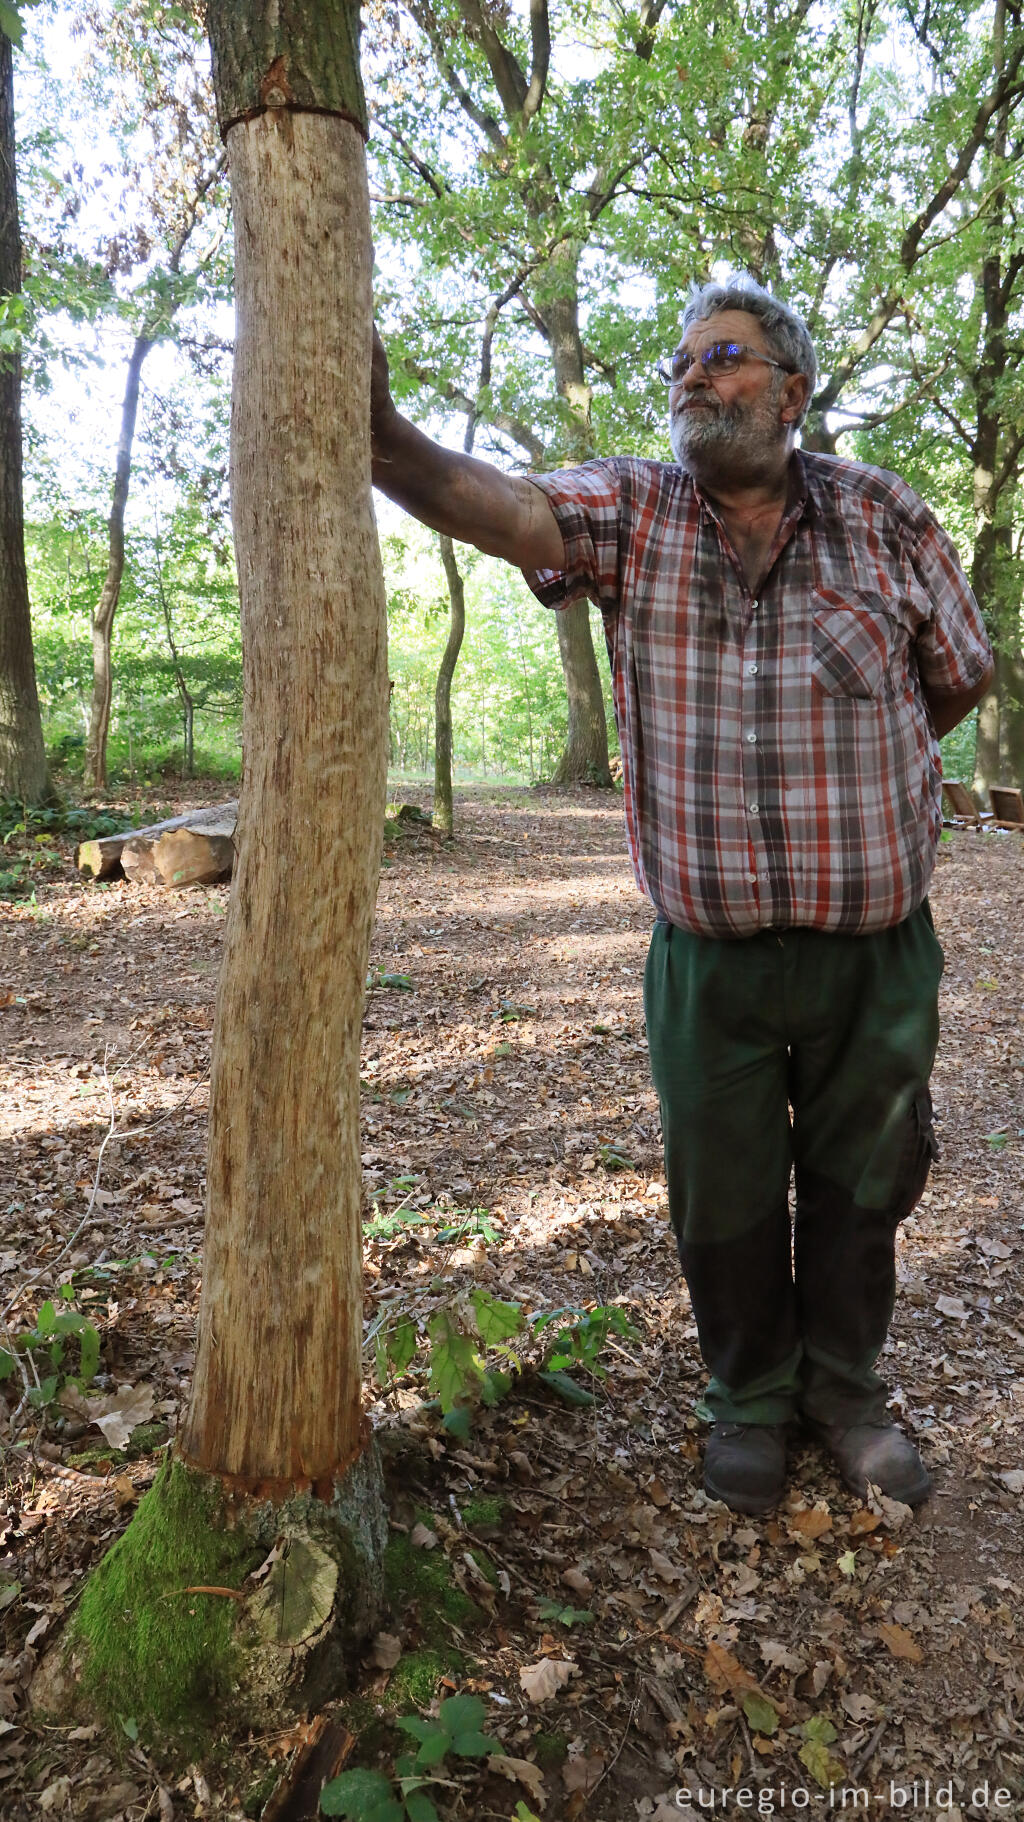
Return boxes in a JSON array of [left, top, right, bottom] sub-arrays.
[[669, 382, 786, 471]]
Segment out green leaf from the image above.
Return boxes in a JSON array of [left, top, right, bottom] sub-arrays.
[[403, 1793, 440, 1822], [426, 1313, 482, 1412], [28, 1375, 58, 1408], [437, 1694, 487, 1735], [537, 1369, 596, 1406], [801, 1714, 838, 1745], [35, 1300, 56, 1337], [798, 1738, 845, 1788], [414, 1730, 450, 1769], [0, 1351, 14, 1381], [440, 1403, 471, 1440], [742, 1692, 779, 1735], [120, 1716, 139, 1741], [470, 1288, 524, 1345], [319, 1768, 404, 1820], [394, 1716, 434, 1743]]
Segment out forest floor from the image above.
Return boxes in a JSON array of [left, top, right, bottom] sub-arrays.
[[1, 786, 1023, 1822]]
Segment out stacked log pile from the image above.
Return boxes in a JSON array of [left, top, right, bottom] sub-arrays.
[[76, 803, 238, 887]]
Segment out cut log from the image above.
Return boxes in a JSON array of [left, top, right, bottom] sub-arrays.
[[75, 801, 238, 881], [122, 814, 237, 888]]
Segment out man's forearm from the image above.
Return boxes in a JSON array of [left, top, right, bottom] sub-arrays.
[[923, 663, 995, 738], [372, 406, 563, 569]]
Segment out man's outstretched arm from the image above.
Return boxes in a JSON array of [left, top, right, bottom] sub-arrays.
[[922, 662, 994, 738], [370, 330, 564, 571]]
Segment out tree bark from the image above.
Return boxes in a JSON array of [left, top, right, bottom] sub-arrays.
[[0, 33, 47, 804], [434, 534, 465, 836]]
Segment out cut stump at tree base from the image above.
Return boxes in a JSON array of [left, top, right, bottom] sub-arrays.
[[30, 1448, 387, 1763]]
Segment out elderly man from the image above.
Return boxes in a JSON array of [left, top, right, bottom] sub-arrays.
[[371, 274, 993, 1514]]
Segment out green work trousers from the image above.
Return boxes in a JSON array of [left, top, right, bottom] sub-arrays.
[[644, 906, 943, 1427]]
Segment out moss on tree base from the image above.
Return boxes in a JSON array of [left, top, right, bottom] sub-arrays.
[[34, 1448, 387, 1758]]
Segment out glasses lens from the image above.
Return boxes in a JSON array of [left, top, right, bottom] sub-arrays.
[[703, 342, 742, 375]]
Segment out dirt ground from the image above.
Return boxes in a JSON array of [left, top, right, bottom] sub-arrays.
[[1, 788, 1023, 1822]]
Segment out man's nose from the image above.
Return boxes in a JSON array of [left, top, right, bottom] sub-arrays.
[[680, 357, 707, 391]]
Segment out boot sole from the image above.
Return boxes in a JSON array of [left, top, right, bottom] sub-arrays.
[[703, 1472, 784, 1516]]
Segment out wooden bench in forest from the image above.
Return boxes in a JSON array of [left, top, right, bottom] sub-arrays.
[[941, 780, 991, 828], [989, 786, 1024, 830]]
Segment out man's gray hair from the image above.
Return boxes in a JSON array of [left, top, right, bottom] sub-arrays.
[[681, 273, 817, 426]]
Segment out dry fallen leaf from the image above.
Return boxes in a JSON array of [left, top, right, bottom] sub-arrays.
[[877, 1622, 924, 1662], [786, 1505, 833, 1540], [520, 1658, 575, 1703], [703, 1641, 762, 1697], [996, 1469, 1024, 1495], [410, 1522, 438, 1549], [486, 1753, 546, 1804], [38, 1777, 71, 1812], [649, 1548, 688, 1584], [58, 1382, 155, 1451], [563, 1749, 606, 1795], [935, 1293, 970, 1321], [561, 1565, 593, 1595]]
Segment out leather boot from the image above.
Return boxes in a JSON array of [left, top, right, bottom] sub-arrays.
[[805, 1418, 930, 1505], [704, 1422, 788, 1514]]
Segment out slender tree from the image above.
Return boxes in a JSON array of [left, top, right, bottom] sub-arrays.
[[435, 532, 465, 834], [84, 154, 226, 792], [0, 23, 47, 802], [41, 0, 389, 1745]]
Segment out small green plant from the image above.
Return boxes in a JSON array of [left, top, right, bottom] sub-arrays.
[[536, 1598, 594, 1627], [533, 1303, 638, 1387], [320, 1694, 502, 1822], [0, 1284, 101, 1407], [596, 1139, 634, 1171], [371, 1289, 639, 1432], [367, 968, 414, 991]]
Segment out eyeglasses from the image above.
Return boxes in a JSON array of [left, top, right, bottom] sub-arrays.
[[657, 342, 795, 385]]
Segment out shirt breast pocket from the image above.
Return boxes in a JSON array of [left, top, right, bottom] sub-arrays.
[[811, 589, 900, 701]]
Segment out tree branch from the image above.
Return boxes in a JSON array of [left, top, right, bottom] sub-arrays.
[[406, 0, 508, 151], [403, 356, 546, 463], [453, 0, 528, 120], [523, 0, 551, 120]]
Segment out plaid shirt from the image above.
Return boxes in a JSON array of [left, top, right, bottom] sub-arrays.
[[526, 453, 992, 938]]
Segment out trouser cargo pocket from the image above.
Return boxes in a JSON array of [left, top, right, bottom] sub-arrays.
[[890, 1087, 938, 1221]]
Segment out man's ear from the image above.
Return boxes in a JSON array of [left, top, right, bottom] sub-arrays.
[[780, 371, 811, 425]]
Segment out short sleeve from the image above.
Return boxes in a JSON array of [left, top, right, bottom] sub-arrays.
[[910, 512, 993, 694], [522, 459, 625, 614]]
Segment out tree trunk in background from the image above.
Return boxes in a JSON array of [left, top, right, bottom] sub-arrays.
[[56, 0, 388, 1745], [970, 0, 1024, 794], [538, 246, 612, 787], [84, 332, 152, 793], [0, 33, 47, 804], [435, 534, 465, 836]]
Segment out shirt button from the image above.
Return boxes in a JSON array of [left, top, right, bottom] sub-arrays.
[[748, 802, 759, 814], [748, 873, 758, 884], [747, 663, 759, 676], [746, 731, 757, 743]]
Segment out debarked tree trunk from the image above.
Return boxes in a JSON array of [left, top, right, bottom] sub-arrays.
[[35, 7, 391, 1754]]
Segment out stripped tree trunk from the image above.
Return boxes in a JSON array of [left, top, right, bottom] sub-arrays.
[[181, 68, 386, 1498], [0, 33, 47, 804], [41, 1, 390, 1749]]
